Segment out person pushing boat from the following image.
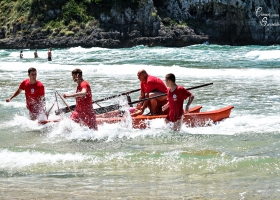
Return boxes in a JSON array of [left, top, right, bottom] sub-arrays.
[[6, 67, 47, 121], [63, 68, 98, 130], [137, 69, 168, 115], [162, 73, 194, 131]]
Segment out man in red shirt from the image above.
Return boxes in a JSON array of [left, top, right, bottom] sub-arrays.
[[137, 69, 168, 115], [162, 73, 194, 131], [6, 67, 46, 120], [63, 68, 98, 130]]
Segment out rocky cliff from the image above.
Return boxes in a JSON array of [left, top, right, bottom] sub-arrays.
[[157, 0, 280, 45], [0, 0, 279, 49]]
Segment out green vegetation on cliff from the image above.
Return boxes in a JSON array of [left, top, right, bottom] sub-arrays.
[[0, 0, 138, 37]]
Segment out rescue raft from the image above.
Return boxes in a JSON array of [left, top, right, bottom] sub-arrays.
[[96, 105, 234, 129]]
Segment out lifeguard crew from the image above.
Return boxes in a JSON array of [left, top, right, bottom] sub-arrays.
[[6, 67, 46, 120], [162, 73, 194, 131], [47, 47, 52, 61], [137, 69, 168, 115], [63, 68, 98, 130]]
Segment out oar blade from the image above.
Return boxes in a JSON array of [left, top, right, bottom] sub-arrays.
[[94, 104, 121, 115], [55, 105, 76, 115]]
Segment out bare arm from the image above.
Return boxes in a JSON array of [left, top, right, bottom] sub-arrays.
[[141, 93, 150, 112], [138, 91, 150, 114], [39, 96, 46, 110], [184, 94, 194, 113], [6, 88, 23, 102], [137, 90, 146, 114], [63, 88, 87, 99], [139, 90, 145, 100], [162, 102, 169, 111]]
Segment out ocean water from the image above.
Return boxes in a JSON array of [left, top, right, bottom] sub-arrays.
[[0, 45, 280, 199]]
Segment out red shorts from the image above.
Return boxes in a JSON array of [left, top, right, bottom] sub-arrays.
[[27, 105, 45, 120], [70, 110, 98, 130]]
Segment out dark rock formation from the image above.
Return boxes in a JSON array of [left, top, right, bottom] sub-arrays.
[[157, 0, 280, 45], [0, 0, 279, 49]]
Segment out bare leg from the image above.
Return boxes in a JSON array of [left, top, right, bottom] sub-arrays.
[[165, 116, 183, 131], [29, 112, 38, 120], [148, 91, 167, 114], [173, 116, 183, 131]]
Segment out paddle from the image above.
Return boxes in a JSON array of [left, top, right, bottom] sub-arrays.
[[54, 103, 121, 115], [56, 82, 212, 115], [115, 82, 213, 113], [55, 88, 140, 115], [129, 82, 213, 105], [55, 83, 212, 115], [56, 91, 73, 114], [46, 92, 59, 119]]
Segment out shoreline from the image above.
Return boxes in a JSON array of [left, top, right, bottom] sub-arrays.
[[2, 37, 278, 50], [1, 29, 278, 50], [0, 24, 210, 49]]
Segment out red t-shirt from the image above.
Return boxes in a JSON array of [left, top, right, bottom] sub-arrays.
[[140, 75, 167, 94], [71, 80, 97, 130], [166, 86, 191, 122], [19, 79, 45, 113], [75, 80, 94, 113]]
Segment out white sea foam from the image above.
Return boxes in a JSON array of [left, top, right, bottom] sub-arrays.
[[5, 114, 44, 130], [58, 64, 280, 80], [185, 114, 280, 135], [3, 102, 280, 143], [43, 113, 164, 143], [245, 50, 280, 60], [1, 59, 280, 81], [0, 101, 26, 109], [68, 46, 107, 53], [0, 149, 87, 168]]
